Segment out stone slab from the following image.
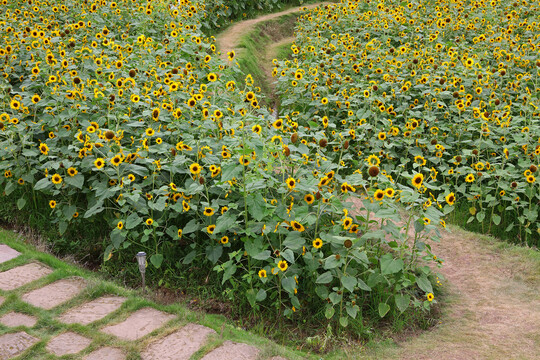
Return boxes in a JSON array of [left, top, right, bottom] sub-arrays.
[[0, 263, 52, 291], [201, 341, 260, 360], [22, 278, 86, 310], [101, 307, 175, 341], [141, 323, 216, 360], [84, 347, 126, 360], [46, 332, 91, 356], [0, 312, 37, 328], [0, 245, 20, 264], [0, 331, 39, 359], [59, 295, 127, 325]]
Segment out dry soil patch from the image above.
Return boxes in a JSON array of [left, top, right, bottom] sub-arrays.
[[84, 347, 126, 360], [0, 312, 37, 328], [141, 323, 216, 360], [0, 331, 39, 359], [201, 341, 260, 360], [22, 277, 86, 309], [101, 307, 175, 341], [46, 331, 91, 356], [59, 295, 126, 325], [0, 245, 20, 264], [0, 262, 52, 291]]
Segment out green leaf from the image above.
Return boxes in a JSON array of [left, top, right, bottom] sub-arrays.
[[492, 214, 501, 225], [256, 289, 267, 302], [281, 249, 295, 264], [324, 255, 342, 269], [341, 275, 357, 292], [222, 264, 237, 284], [150, 254, 164, 268], [378, 302, 390, 318], [283, 232, 305, 250], [4, 182, 15, 196], [346, 305, 358, 319], [111, 230, 125, 249], [34, 177, 50, 191], [214, 212, 236, 234], [315, 285, 329, 299], [416, 275, 433, 293], [206, 245, 223, 264], [357, 278, 372, 291], [339, 316, 349, 327], [182, 250, 197, 264], [221, 163, 242, 182], [183, 219, 199, 234], [64, 174, 84, 189], [246, 289, 256, 308], [316, 271, 333, 284], [17, 198, 26, 210], [380, 254, 404, 275], [395, 294, 410, 314], [282, 277, 296, 294], [246, 193, 266, 221], [325, 306, 335, 319], [126, 212, 142, 230], [58, 221, 68, 235], [252, 250, 271, 260]]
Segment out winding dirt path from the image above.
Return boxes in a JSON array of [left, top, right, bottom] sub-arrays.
[[393, 226, 540, 360], [349, 196, 540, 359], [216, 2, 332, 61]]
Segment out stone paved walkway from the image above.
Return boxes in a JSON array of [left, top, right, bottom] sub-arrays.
[[0, 244, 288, 360]]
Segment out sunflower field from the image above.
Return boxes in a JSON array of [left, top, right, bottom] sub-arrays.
[[274, 0, 540, 246], [1, 0, 536, 335]]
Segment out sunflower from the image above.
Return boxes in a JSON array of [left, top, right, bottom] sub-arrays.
[[182, 200, 190, 212], [117, 221, 124, 230], [313, 238, 323, 249], [204, 207, 215, 216], [111, 155, 123, 166], [411, 173, 424, 188], [258, 269, 267, 278], [207, 72, 217, 82], [10, 99, 20, 110], [272, 118, 283, 129], [374, 189, 385, 201], [342, 217, 353, 229], [286, 177, 296, 190], [189, 163, 201, 175], [465, 174, 475, 183], [290, 221, 305, 232], [177, 229, 183, 238], [427, 293, 434, 302], [227, 50, 235, 61], [67, 167, 78, 177], [366, 154, 380, 166], [207, 224, 216, 234], [51, 174, 63, 185], [239, 156, 250, 166], [145, 128, 155, 136], [385, 188, 395, 197], [304, 194, 315, 204], [39, 143, 49, 155], [146, 218, 154, 226], [378, 132, 387, 140], [278, 260, 288, 272], [445, 192, 456, 205], [31, 95, 41, 104], [49, 200, 57, 209], [220, 236, 229, 244], [527, 175, 536, 183]]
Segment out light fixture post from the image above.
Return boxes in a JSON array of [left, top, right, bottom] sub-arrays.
[[136, 252, 147, 293]]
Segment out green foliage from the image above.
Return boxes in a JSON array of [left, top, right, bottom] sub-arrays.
[[0, 0, 441, 334]]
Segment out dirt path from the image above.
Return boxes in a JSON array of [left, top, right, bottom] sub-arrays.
[[216, 2, 332, 61], [349, 196, 540, 359], [392, 226, 540, 359]]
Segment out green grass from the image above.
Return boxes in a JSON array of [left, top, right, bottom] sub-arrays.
[[0, 229, 312, 360]]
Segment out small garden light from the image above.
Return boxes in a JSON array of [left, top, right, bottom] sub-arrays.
[[136, 251, 147, 293]]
